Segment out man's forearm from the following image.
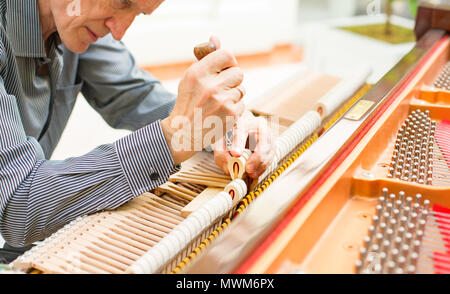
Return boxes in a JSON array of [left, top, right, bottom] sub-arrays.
[[0, 121, 177, 247]]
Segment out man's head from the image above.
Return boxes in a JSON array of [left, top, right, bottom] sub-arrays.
[[46, 0, 164, 53]]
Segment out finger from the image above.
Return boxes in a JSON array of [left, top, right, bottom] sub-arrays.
[[230, 120, 249, 157], [246, 118, 275, 178], [209, 35, 221, 50], [217, 67, 244, 90], [219, 87, 245, 104], [213, 138, 232, 174], [200, 49, 238, 74], [246, 143, 274, 179], [224, 100, 245, 121], [236, 85, 246, 100], [246, 151, 275, 179]]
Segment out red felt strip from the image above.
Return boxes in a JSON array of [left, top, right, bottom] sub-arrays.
[[436, 120, 450, 166], [433, 204, 450, 215], [433, 255, 450, 272], [434, 251, 450, 260]]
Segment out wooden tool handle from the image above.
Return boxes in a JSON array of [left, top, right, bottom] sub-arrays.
[[194, 41, 252, 186], [193, 42, 217, 61]]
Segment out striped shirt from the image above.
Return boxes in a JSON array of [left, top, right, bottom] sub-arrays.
[[0, 0, 178, 247]]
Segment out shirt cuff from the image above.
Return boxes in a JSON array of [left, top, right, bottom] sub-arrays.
[[114, 120, 177, 196]]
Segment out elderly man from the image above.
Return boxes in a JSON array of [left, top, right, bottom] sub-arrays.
[[0, 0, 274, 261]]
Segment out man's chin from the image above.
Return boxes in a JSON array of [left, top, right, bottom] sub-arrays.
[[63, 39, 90, 54]]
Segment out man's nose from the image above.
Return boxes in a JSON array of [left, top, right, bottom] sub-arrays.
[[105, 13, 136, 41]]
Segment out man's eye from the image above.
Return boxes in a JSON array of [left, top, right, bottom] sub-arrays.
[[111, 0, 132, 9]]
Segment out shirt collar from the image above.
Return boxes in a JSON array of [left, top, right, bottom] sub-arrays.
[[6, 0, 47, 58]]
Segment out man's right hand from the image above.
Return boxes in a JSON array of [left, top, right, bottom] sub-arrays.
[[161, 36, 245, 165]]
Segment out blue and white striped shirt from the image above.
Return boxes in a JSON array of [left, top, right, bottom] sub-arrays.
[[0, 0, 178, 247]]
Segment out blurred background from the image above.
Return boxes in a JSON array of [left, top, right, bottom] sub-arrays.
[[51, 0, 419, 160]]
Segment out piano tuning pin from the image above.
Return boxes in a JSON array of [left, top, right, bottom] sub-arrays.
[[416, 193, 422, 204], [418, 219, 426, 231], [388, 218, 397, 231], [372, 215, 380, 227], [406, 197, 412, 209], [403, 209, 412, 224], [375, 233, 384, 243], [379, 222, 387, 235], [393, 208, 400, 220], [399, 215, 407, 227], [368, 225, 376, 239], [385, 228, 394, 241], [383, 212, 390, 223], [376, 204, 383, 217], [381, 240, 391, 255], [379, 251, 387, 267], [406, 265, 416, 275], [386, 202, 393, 215], [400, 245, 409, 258], [359, 247, 368, 262], [412, 240, 421, 254], [355, 260, 363, 274], [370, 244, 379, 253], [389, 193, 396, 204], [396, 230, 405, 243], [387, 261, 396, 274], [413, 203, 420, 213], [404, 232, 413, 245], [420, 211, 428, 225], [391, 248, 400, 263]]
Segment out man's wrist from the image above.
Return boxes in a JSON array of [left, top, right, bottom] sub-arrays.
[[161, 117, 195, 165], [114, 121, 175, 196]]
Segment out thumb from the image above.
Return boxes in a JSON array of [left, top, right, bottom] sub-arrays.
[[209, 35, 221, 50]]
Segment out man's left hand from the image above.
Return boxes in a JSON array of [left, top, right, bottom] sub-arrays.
[[213, 110, 275, 179]]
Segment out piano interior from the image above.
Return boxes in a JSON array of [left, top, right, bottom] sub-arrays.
[[184, 20, 450, 274], [8, 1, 450, 275]]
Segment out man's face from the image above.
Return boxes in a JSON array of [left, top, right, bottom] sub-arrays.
[[50, 0, 164, 53]]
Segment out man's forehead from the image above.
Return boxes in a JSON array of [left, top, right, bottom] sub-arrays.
[[134, 0, 165, 14]]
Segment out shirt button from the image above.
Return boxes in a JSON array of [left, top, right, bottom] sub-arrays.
[[150, 172, 159, 181]]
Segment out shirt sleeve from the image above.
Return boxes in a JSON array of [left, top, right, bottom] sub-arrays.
[[0, 70, 177, 246], [77, 34, 177, 131]]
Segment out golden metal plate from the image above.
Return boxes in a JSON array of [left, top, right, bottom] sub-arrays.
[[344, 100, 375, 121]]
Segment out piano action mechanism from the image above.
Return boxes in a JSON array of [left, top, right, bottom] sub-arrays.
[[10, 1, 450, 274]]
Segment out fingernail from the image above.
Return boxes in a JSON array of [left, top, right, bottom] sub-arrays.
[[233, 148, 243, 156]]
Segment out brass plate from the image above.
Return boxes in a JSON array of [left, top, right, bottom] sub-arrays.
[[344, 100, 375, 121]]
